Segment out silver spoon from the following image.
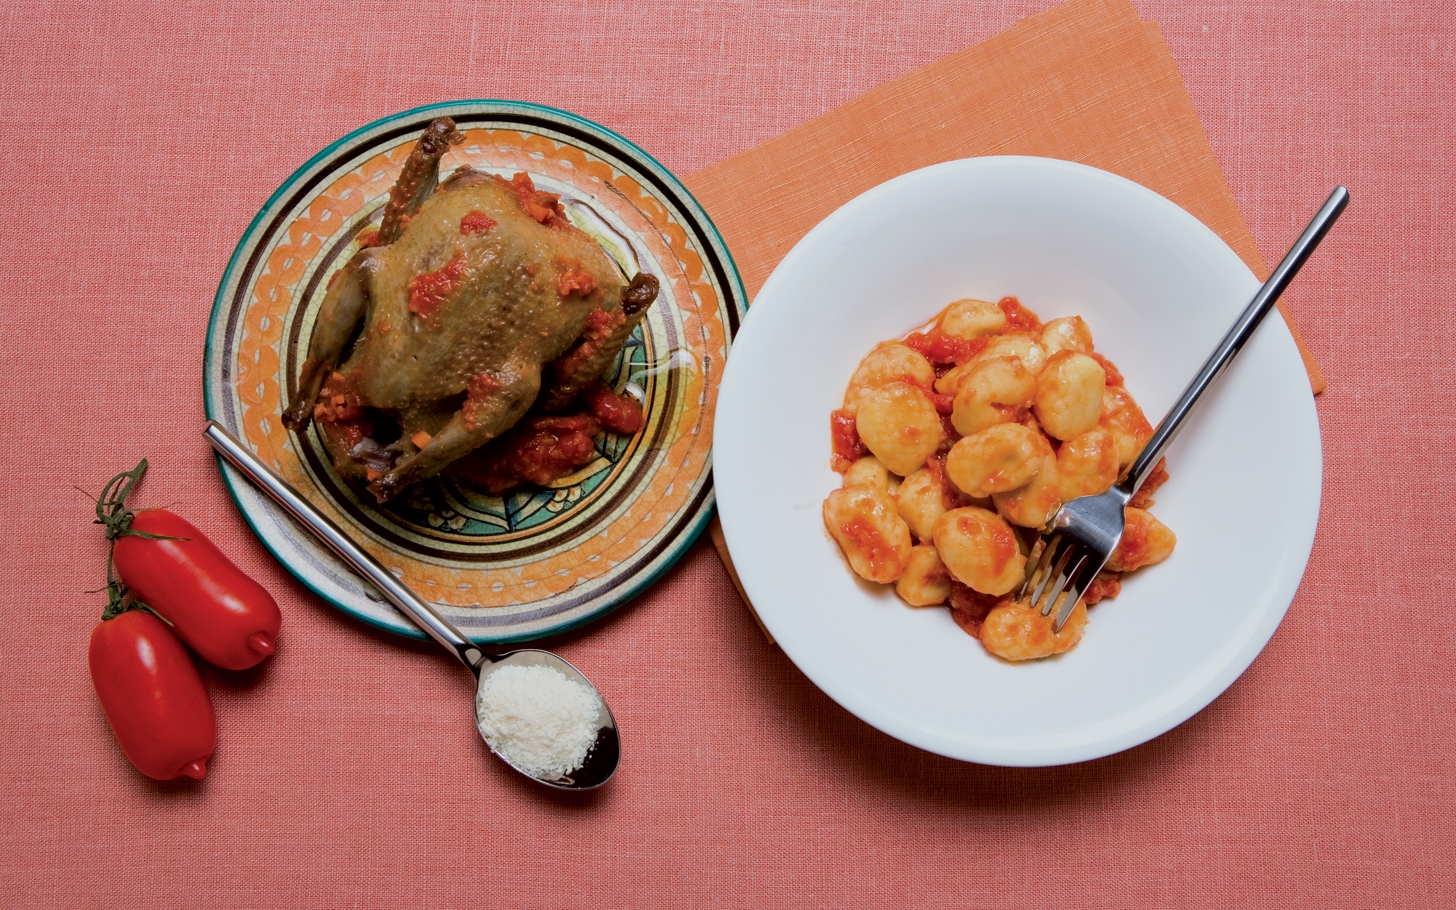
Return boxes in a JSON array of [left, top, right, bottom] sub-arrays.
[[203, 421, 620, 790]]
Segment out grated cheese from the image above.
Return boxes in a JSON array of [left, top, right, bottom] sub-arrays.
[[475, 664, 602, 779]]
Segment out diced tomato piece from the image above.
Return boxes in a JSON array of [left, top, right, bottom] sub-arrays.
[[997, 296, 1042, 332], [830, 410, 868, 472], [460, 210, 496, 235]]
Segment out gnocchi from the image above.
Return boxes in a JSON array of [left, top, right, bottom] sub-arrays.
[[1040, 315, 1093, 356], [896, 463, 960, 542], [842, 342, 936, 415], [824, 295, 1175, 662], [1099, 386, 1153, 468], [855, 382, 944, 477], [990, 451, 1061, 528], [933, 506, 1026, 596], [896, 545, 953, 606], [822, 482, 913, 584], [945, 424, 1049, 499], [978, 333, 1048, 376], [938, 298, 1007, 339], [1106, 507, 1177, 572], [1055, 427, 1120, 502], [844, 454, 894, 492], [1033, 350, 1106, 440], [980, 599, 1088, 661], [951, 356, 1036, 437]]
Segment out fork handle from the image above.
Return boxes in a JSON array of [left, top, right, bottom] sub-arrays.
[[1122, 186, 1348, 494]]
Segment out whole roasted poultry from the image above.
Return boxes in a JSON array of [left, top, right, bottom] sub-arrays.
[[283, 118, 658, 503]]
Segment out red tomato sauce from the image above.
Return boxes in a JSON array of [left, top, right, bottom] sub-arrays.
[[557, 269, 597, 297], [1128, 458, 1168, 509], [922, 453, 961, 511], [1083, 572, 1122, 605], [495, 172, 569, 228], [936, 412, 958, 451], [830, 410, 868, 472], [902, 330, 989, 366], [321, 420, 371, 449], [314, 371, 372, 447], [948, 581, 1004, 639], [581, 381, 644, 435], [461, 371, 502, 431], [1090, 352, 1124, 387], [407, 250, 469, 319], [452, 415, 602, 494], [839, 516, 896, 577], [459, 210, 497, 235], [997, 296, 1042, 332]]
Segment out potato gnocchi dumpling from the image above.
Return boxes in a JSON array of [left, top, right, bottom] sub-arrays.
[[933, 506, 1026, 596], [1040, 315, 1093, 356], [990, 451, 1062, 528], [1034, 350, 1106, 440], [1099, 386, 1154, 468], [1056, 427, 1120, 502], [825, 296, 1175, 662], [951, 356, 1037, 437], [895, 464, 959, 542], [980, 598, 1088, 661], [855, 382, 944, 477], [977, 333, 1048, 376], [1105, 507, 1177, 572], [938, 298, 1008, 339], [843, 455, 895, 492], [945, 424, 1049, 499], [822, 483, 913, 584], [842, 342, 936, 415], [896, 545, 953, 606]]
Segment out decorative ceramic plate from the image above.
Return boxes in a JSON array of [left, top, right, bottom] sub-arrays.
[[714, 157, 1321, 767], [205, 101, 746, 643]]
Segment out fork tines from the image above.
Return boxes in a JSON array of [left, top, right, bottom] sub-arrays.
[[1017, 534, 1095, 631]]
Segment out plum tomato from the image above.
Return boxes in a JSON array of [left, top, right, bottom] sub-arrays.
[[113, 509, 282, 670], [99, 460, 282, 671], [88, 609, 217, 781]]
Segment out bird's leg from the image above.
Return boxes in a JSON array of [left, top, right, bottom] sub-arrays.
[[282, 249, 376, 430], [378, 117, 464, 244], [368, 362, 543, 503], [540, 273, 659, 411]]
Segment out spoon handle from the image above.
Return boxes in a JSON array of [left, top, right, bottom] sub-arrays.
[[1122, 186, 1348, 493], [202, 422, 491, 676]]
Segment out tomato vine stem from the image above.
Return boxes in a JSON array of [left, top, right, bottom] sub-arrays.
[[91, 459, 186, 621]]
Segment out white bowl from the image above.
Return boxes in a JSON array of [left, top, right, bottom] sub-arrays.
[[713, 157, 1321, 767]]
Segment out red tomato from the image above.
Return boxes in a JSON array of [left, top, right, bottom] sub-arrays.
[[113, 510, 282, 671], [89, 610, 216, 781]]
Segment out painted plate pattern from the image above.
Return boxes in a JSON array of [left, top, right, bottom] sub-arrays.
[[204, 101, 746, 643]]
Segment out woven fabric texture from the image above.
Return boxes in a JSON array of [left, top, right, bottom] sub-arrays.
[[687, 0, 1327, 388], [0, 0, 1451, 907]]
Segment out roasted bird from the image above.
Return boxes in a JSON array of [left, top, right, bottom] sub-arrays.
[[283, 118, 658, 502]]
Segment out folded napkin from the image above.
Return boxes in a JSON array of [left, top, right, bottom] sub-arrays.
[[682, 0, 1326, 637]]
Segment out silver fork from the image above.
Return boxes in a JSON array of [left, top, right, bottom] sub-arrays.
[[1021, 186, 1349, 630]]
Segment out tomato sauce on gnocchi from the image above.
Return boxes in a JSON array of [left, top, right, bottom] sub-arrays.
[[822, 296, 1177, 661]]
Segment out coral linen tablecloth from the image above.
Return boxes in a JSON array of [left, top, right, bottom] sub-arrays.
[[1, 0, 1451, 907]]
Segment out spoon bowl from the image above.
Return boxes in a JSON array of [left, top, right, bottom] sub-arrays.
[[203, 421, 621, 790], [475, 649, 620, 789]]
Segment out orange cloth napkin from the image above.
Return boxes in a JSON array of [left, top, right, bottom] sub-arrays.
[[682, 0, 1326, 637]]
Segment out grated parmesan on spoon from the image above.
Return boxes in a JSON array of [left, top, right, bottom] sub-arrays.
[[475, 664, 602, 780]]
